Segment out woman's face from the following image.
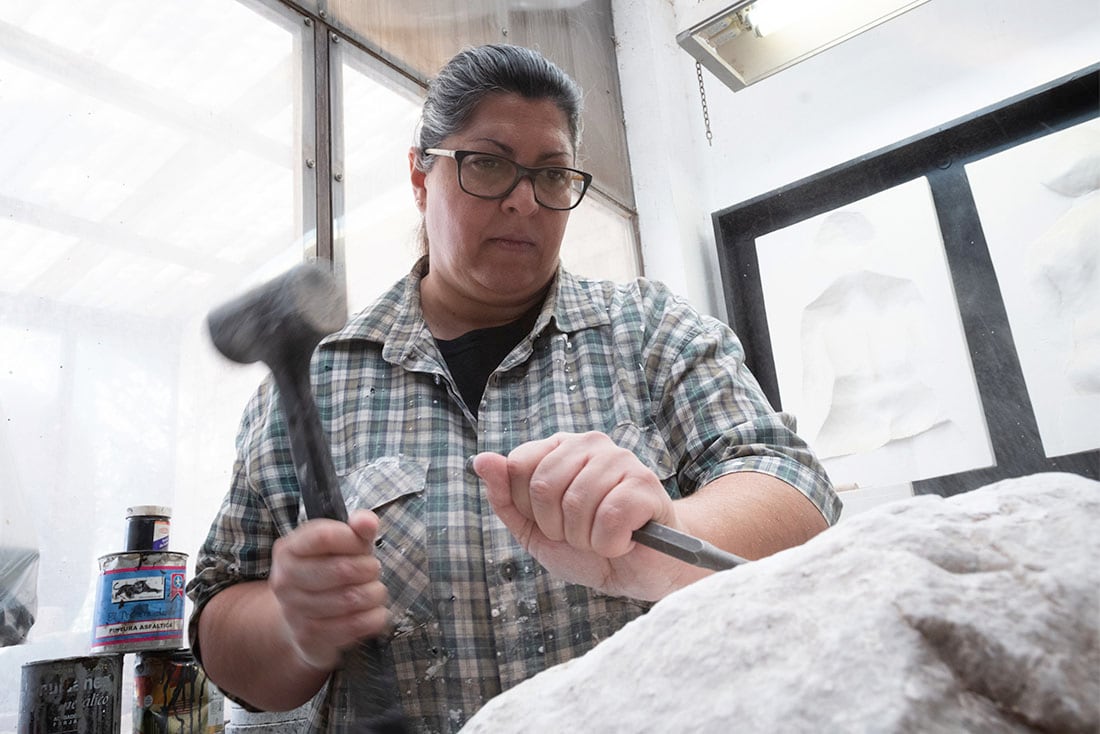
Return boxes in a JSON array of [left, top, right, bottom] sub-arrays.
[[410, 93, 575, 324]]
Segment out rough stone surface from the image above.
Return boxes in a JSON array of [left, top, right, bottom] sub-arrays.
[[460, 472, 1100, 733]]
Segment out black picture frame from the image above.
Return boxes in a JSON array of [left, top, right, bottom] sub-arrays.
[[713, 63, 1100, 496]]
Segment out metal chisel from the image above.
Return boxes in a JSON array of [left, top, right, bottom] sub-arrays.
[[463, 456, 746, 572], [632, 521, 748, 571]]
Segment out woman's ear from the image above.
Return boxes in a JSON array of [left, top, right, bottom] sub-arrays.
[[409, 147, 427, 213]]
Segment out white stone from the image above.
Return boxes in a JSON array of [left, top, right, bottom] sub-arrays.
[[461, 472, 1100, 733]]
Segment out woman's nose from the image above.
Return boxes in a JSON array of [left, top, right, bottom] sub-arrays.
[[501, 174, 541, 215]]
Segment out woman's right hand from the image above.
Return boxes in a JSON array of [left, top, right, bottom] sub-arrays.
[[268, 509, 391, 671]]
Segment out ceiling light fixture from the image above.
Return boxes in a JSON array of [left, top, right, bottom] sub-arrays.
[[677, 0, 931, 92]]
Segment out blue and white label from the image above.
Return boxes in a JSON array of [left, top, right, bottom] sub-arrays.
[[92, 552, 187, 652]]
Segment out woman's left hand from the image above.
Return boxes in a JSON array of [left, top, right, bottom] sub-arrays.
[[473, 431, 703, 600]]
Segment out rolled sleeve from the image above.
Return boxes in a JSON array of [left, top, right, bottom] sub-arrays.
[[185, 382, 304, 666], [646, 290, 840, 524]]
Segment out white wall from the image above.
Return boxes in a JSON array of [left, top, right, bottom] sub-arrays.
[[612, 0, 1100, 318]]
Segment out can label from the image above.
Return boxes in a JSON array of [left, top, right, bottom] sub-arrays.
[[20, 654, 122, 733], [151, 519, 171, 551], [135, 650, 224, 733], [92, 552, 187, 653], [126, 513, 172, 552]]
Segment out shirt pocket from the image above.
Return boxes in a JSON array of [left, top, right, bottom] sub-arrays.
[[342, 457, 431, 620], [607, 421, 680, 498]]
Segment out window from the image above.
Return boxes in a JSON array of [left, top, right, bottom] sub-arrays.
[[0, 1, 639, 726], [0, 0, 307, 724]]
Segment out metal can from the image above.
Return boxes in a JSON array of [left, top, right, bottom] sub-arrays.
[[126, 505, 172, 552], [92, 551, 188, 653], [134, 649, 225, 733], [19, 654, 123, 733]]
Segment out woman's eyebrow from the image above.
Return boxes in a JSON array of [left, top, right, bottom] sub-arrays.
[[468, 137, 571, 164]]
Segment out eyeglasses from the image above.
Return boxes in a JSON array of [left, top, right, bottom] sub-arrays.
[[423, 148, 592, 211]]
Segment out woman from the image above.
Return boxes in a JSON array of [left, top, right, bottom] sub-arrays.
[[188, 44, 839, 733]]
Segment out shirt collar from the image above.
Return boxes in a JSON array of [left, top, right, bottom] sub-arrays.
[[325, 256, 611, 359], [538, 264, 611, 336]]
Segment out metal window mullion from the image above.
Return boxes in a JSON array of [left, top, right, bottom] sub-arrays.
[[311, 20, 334, 264], [298, 15, 319, 263], [327, 32, 347, 292]]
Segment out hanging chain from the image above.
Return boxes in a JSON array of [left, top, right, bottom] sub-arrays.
[[695, 61, 713, 147]]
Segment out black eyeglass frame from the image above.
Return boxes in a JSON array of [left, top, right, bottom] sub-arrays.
[[423, 148, 593, 211]]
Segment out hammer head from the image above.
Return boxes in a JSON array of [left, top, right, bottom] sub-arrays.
[[207, 261, 347, 367]]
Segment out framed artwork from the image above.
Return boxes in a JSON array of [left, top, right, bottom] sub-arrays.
[[713, 63, 1100, 496], [754, 178, 994, 489]]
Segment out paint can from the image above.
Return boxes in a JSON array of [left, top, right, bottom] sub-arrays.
[[92, 551, 188, 653], [126, 505, 172, 552], [134, 649, 225, 733], [18, 653, 123, 733]]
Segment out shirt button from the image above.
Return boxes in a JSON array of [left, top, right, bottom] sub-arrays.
[[500, 561, 517, 581]]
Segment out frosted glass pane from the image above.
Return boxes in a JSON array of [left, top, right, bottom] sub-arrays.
[[0, 0, 306, 723], [561, 195, 639, 283], [338, 51, 426, 313]]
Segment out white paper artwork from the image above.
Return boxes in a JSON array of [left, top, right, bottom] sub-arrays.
[[966, 119, 1100, 458], [755, 178, 993, 489]]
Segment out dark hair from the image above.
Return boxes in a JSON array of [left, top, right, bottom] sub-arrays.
[[413, 44, 584, 174]]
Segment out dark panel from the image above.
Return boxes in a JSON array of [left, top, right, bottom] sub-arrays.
[[714, 216, 779, 410]]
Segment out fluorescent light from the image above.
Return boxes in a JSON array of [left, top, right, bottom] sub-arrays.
[[677, 0, 930, 91], [745, 0, 823, 37]]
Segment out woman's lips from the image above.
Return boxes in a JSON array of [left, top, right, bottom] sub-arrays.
[[490, 236, 536, 248]]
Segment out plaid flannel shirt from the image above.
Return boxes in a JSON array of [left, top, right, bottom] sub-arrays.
[[187, 259, 840, 733]]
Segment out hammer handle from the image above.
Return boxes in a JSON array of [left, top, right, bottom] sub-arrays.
[[273, 363, 348, 524], [271, 363, 409, 733]]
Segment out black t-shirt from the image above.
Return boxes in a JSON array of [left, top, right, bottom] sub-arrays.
[[435, 305, 540, 416]]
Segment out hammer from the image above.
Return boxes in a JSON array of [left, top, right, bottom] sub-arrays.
[[208, 261, 409, 733]]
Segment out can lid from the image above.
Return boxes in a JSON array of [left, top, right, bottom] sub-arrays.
[[136, 648, 196, 663], [98, 550, 189, 566], [23, 653, 123, 667], [126, 505, 172, 518]]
